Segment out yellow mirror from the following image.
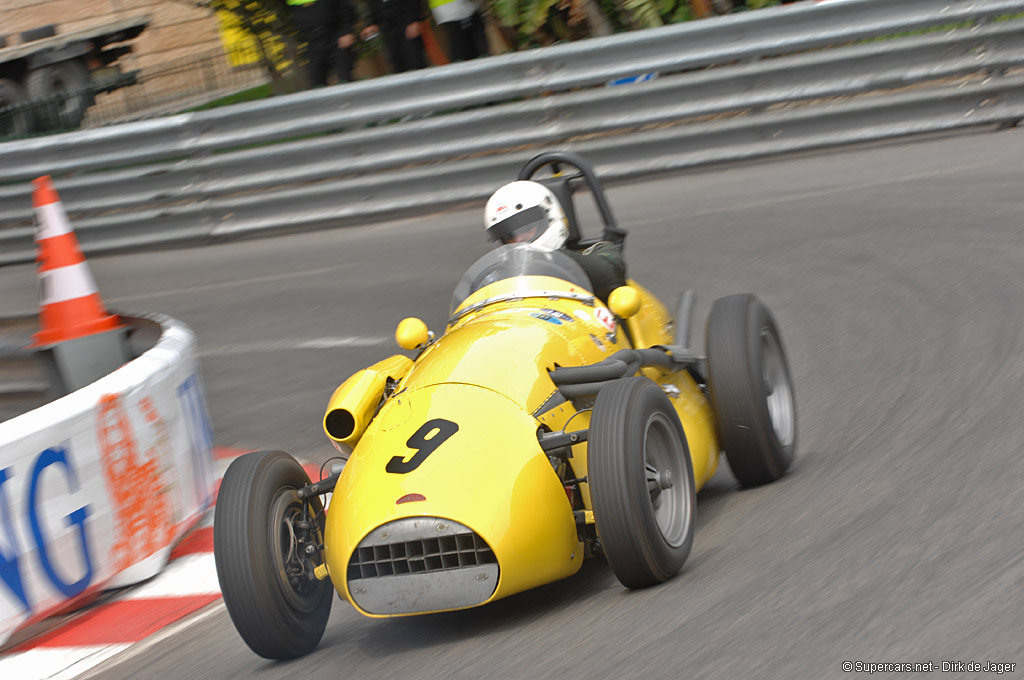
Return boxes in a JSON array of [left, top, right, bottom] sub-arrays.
[[396, 317, 430, 350], [608, 286, 641, 319]]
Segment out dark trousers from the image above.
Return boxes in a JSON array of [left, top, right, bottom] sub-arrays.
[[443, 12, 488, 62], [381, 25, 426, 73], [306, 34, 354, 86]]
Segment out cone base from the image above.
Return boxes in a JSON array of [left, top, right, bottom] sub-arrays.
[[33, 327, 131, 395], [31, 313, 124, 348]]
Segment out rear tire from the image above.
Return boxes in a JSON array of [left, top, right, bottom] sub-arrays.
[[589, 377, 695, 588], [214, 450, 332, 659], [25, 61, 92, 130], [706, 294, 797, 487]]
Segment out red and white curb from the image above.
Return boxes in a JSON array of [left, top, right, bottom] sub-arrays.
[[0, 448, 321, 680]]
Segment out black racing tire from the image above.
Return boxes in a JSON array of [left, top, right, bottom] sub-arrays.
[[214, 450, 332, 660], [589, 377, 696, 589], [25, 60, 92, 130], [706, 294, 797, 488], [0, 79, 33, 137]]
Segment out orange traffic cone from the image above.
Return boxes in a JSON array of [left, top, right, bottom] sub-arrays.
[[30, 175, 124, 347]]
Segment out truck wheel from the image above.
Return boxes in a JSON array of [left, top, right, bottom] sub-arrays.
[[706, 294, 797, 487], [589, 377, 695, 588], [214, 450, 332, 659], [0, 79, 33, 136], [26, 60, 92, 130]]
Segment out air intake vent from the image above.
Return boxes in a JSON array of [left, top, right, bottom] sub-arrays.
[[348, 529, 496, 581], [346, 517, 500, 615]]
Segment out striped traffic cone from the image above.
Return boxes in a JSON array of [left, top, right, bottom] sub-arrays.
[[29, 176, 128, 395], [30, 175, 124, 347]]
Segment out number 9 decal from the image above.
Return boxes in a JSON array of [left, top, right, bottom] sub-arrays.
[[386, 418, 459, 474]]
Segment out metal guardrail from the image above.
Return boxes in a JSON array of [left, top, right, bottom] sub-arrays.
[[1, 0, 1023, 264]]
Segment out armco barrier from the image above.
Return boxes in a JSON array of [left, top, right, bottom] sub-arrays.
[[0, 313, 214, 647], [1, 0, 1023, 264]]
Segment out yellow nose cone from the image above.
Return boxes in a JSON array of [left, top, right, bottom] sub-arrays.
[[396, 317, 430, 350], [608, 286, 641, 319]]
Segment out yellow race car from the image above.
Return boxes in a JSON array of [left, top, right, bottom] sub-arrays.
[[214, 152, 797, 659]]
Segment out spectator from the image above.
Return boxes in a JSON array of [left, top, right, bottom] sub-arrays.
[[286, 0, 358, 87], [429, 0, 489, 62], [361, 0, 427, 73]]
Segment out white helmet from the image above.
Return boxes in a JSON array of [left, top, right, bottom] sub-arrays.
[[484, 181, 569, 252]]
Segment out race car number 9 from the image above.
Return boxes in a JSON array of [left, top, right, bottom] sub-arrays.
[[386, 418, 459, 474]]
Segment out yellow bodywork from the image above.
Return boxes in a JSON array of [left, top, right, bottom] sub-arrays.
[[325, 383, 584, 613], [322, 274, 718, 617]]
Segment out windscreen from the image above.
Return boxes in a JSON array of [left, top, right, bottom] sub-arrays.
[[450, 245, 593, 313]]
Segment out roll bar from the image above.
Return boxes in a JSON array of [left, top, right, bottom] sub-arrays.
[[517, 152, 627, 248]]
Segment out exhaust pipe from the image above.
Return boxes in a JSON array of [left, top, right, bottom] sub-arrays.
[[323, 354, 412, 446]]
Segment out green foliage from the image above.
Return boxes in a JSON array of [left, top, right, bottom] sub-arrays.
[[489, 0, 520, 31], [486, 0, 693, 44], [488, 0, 572, 41], [857, 20, 972, 44], [184, 83, 274, 111], [597, 0, 631, 32], [613, 0, 695, 30], [524, 0, 567, 35], [658, 0, 691, 23], [623, 0, 663, 28]]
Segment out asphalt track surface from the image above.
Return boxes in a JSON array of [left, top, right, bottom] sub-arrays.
[[2, 129, 1023, 679]]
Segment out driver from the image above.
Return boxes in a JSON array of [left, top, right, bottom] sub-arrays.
[[483, 181, 627, 302]]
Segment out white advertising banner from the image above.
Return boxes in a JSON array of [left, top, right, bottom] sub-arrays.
[[0, 314, 214, 646]]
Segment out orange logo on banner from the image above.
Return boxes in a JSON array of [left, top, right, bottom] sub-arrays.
[[138, 396, 180, 525], [97, 393, 172, 570]]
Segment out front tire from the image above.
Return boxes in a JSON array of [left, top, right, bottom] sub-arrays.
[[706, 294, 797, 487], [214, 450, 332, 659], [588, 377, 696, 588]]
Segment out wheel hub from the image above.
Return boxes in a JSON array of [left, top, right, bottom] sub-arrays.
[[643, 413, 691, 548], [760, 328, 795, 448], [270, 489, 324, 613], [646, 462, 673, 502]]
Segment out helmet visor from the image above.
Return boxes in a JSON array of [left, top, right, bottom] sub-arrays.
[[486, 206, 547, 245]]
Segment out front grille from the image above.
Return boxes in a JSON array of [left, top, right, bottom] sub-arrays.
[[349, 530, 496, 581], [346, 517, 500, 615]]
